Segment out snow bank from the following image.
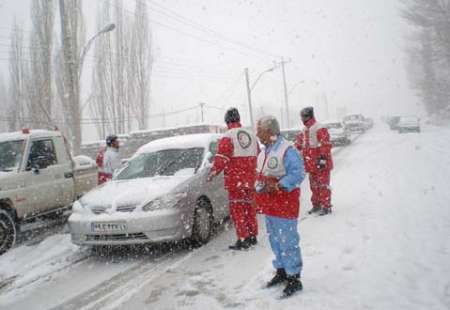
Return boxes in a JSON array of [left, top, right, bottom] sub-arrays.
[[0, 234, 88, 306]]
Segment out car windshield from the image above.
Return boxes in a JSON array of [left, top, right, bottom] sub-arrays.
[[344, 115, 363, 121], [0, 140, 25, 172], [281, 131, 298, 141], [325, 123, 342, 129], [115, 147, 204, 180]]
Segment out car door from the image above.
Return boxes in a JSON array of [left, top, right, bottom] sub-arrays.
[[24, 139, 61, 213]]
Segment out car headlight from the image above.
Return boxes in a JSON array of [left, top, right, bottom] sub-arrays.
[[142, 193, 187, 212]]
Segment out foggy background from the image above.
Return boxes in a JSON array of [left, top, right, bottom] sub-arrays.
[[0, 0, 420, 142]]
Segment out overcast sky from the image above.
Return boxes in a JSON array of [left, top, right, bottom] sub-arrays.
[[0, 0, 421, 141]]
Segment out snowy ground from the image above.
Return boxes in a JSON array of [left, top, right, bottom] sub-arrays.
[[0, 123, 449, 310]]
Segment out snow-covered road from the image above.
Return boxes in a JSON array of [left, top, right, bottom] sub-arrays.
[[1, 124, 449, 310]]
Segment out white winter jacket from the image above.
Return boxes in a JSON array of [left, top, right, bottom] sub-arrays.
[[103, 147, 122, 175]]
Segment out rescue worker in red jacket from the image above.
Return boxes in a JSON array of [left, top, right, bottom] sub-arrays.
[[295, 107, 334, 215], [207, 108, 259, 250]]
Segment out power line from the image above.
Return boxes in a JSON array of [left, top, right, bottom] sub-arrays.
[[104, 0, 274, 62], [143, 0, 282, 59], [0, 105, 200, 125]]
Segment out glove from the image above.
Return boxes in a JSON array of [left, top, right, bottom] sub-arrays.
[[255, 177, 281, 193], [317, 155, 327, 169], [206, 169, 216, 182], [264, 180, 279, 193]]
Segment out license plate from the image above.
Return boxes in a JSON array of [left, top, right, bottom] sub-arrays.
[[91, 222, 127, 233]]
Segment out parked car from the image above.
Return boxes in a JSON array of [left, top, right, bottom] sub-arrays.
[[323, 120, 351, 146], [68, 133, 229, 248], [343, 114, 366, 133], [280, 129, 300, 142], [363, 117, 374, 130], [0, 129, 98, 254], [387, 116, 401, 130], [397, 116, 421, 133]]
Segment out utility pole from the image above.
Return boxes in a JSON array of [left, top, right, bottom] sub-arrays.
[[199, 102, 206, 123], [280, 57, 291, 128], [244, 68, 254, 127]]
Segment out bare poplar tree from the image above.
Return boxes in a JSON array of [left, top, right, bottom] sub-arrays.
[[129, 0, 152, 130], [90, 0, 152, 136], [90, 1, 113, 138], [28, 0, 55, 128], [0, 75, 9, 132], [8, 22, 27, 131], [402, 0, 450, 118], [58, 0, 85, 154]]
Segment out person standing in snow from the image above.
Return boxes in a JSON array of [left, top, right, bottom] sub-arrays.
[[255, 115, 305, 297], [96, 146, 107, 185], [207, 107, 259, 250], [102, 135, 122, 181], [295, 107, 334, 215]]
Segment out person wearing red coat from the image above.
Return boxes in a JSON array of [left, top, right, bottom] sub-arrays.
[[295, 107, 334, 216], [207, 108, 259, 250]]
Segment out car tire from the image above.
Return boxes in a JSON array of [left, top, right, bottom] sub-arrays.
[[190, 199, 213, 248], [0, 209, 16, 255]]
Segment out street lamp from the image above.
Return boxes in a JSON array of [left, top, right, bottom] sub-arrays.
[[245, 65, 276, 127], [77, 23, 115, 139], [78, 23, 115, 79]]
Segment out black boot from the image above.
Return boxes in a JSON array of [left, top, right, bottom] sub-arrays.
[[245, 235, 257, 246], [266, 268, 287, 288], [228, 239, 250, 250], [308, 206, 321, 214], [282, 274, 303, 297], [319, 207, 332, 216]]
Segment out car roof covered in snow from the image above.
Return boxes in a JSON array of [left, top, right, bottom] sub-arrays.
[[135, 133, 222, 155], [322, 119, 343, 124], [280, 128, 302, 132], [130, 123, 224, 136], [0, 129, 62, 143]]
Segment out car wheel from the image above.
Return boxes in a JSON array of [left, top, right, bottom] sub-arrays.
[[190, 199, 213, 247], [0, 209, 16, 255]]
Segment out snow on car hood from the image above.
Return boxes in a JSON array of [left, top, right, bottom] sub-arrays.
[[79, 175, 192, 210]]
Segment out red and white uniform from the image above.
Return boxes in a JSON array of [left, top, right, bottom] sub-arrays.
[[210, 122, 258, 240], [97, 147, 121, 185], [96, 147, 109, 185], [255, 139, 300, 219], [295, 118, 333, 210]]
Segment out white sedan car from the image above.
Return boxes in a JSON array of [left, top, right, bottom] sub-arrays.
[[323, 120, 351, 146], [69, 133, 229, 247], [397, 116, 421, 133]]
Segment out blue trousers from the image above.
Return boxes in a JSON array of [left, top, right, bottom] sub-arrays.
[[265, 215, 303, 276]]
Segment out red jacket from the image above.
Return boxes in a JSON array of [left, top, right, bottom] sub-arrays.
[[210, 122, 258, 191], [255, 176, 301, 219], [295, 118, 333, 173], [96, 147, 112, 185]]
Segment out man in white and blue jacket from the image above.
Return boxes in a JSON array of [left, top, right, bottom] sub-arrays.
[[255, 115, 306, 298]]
